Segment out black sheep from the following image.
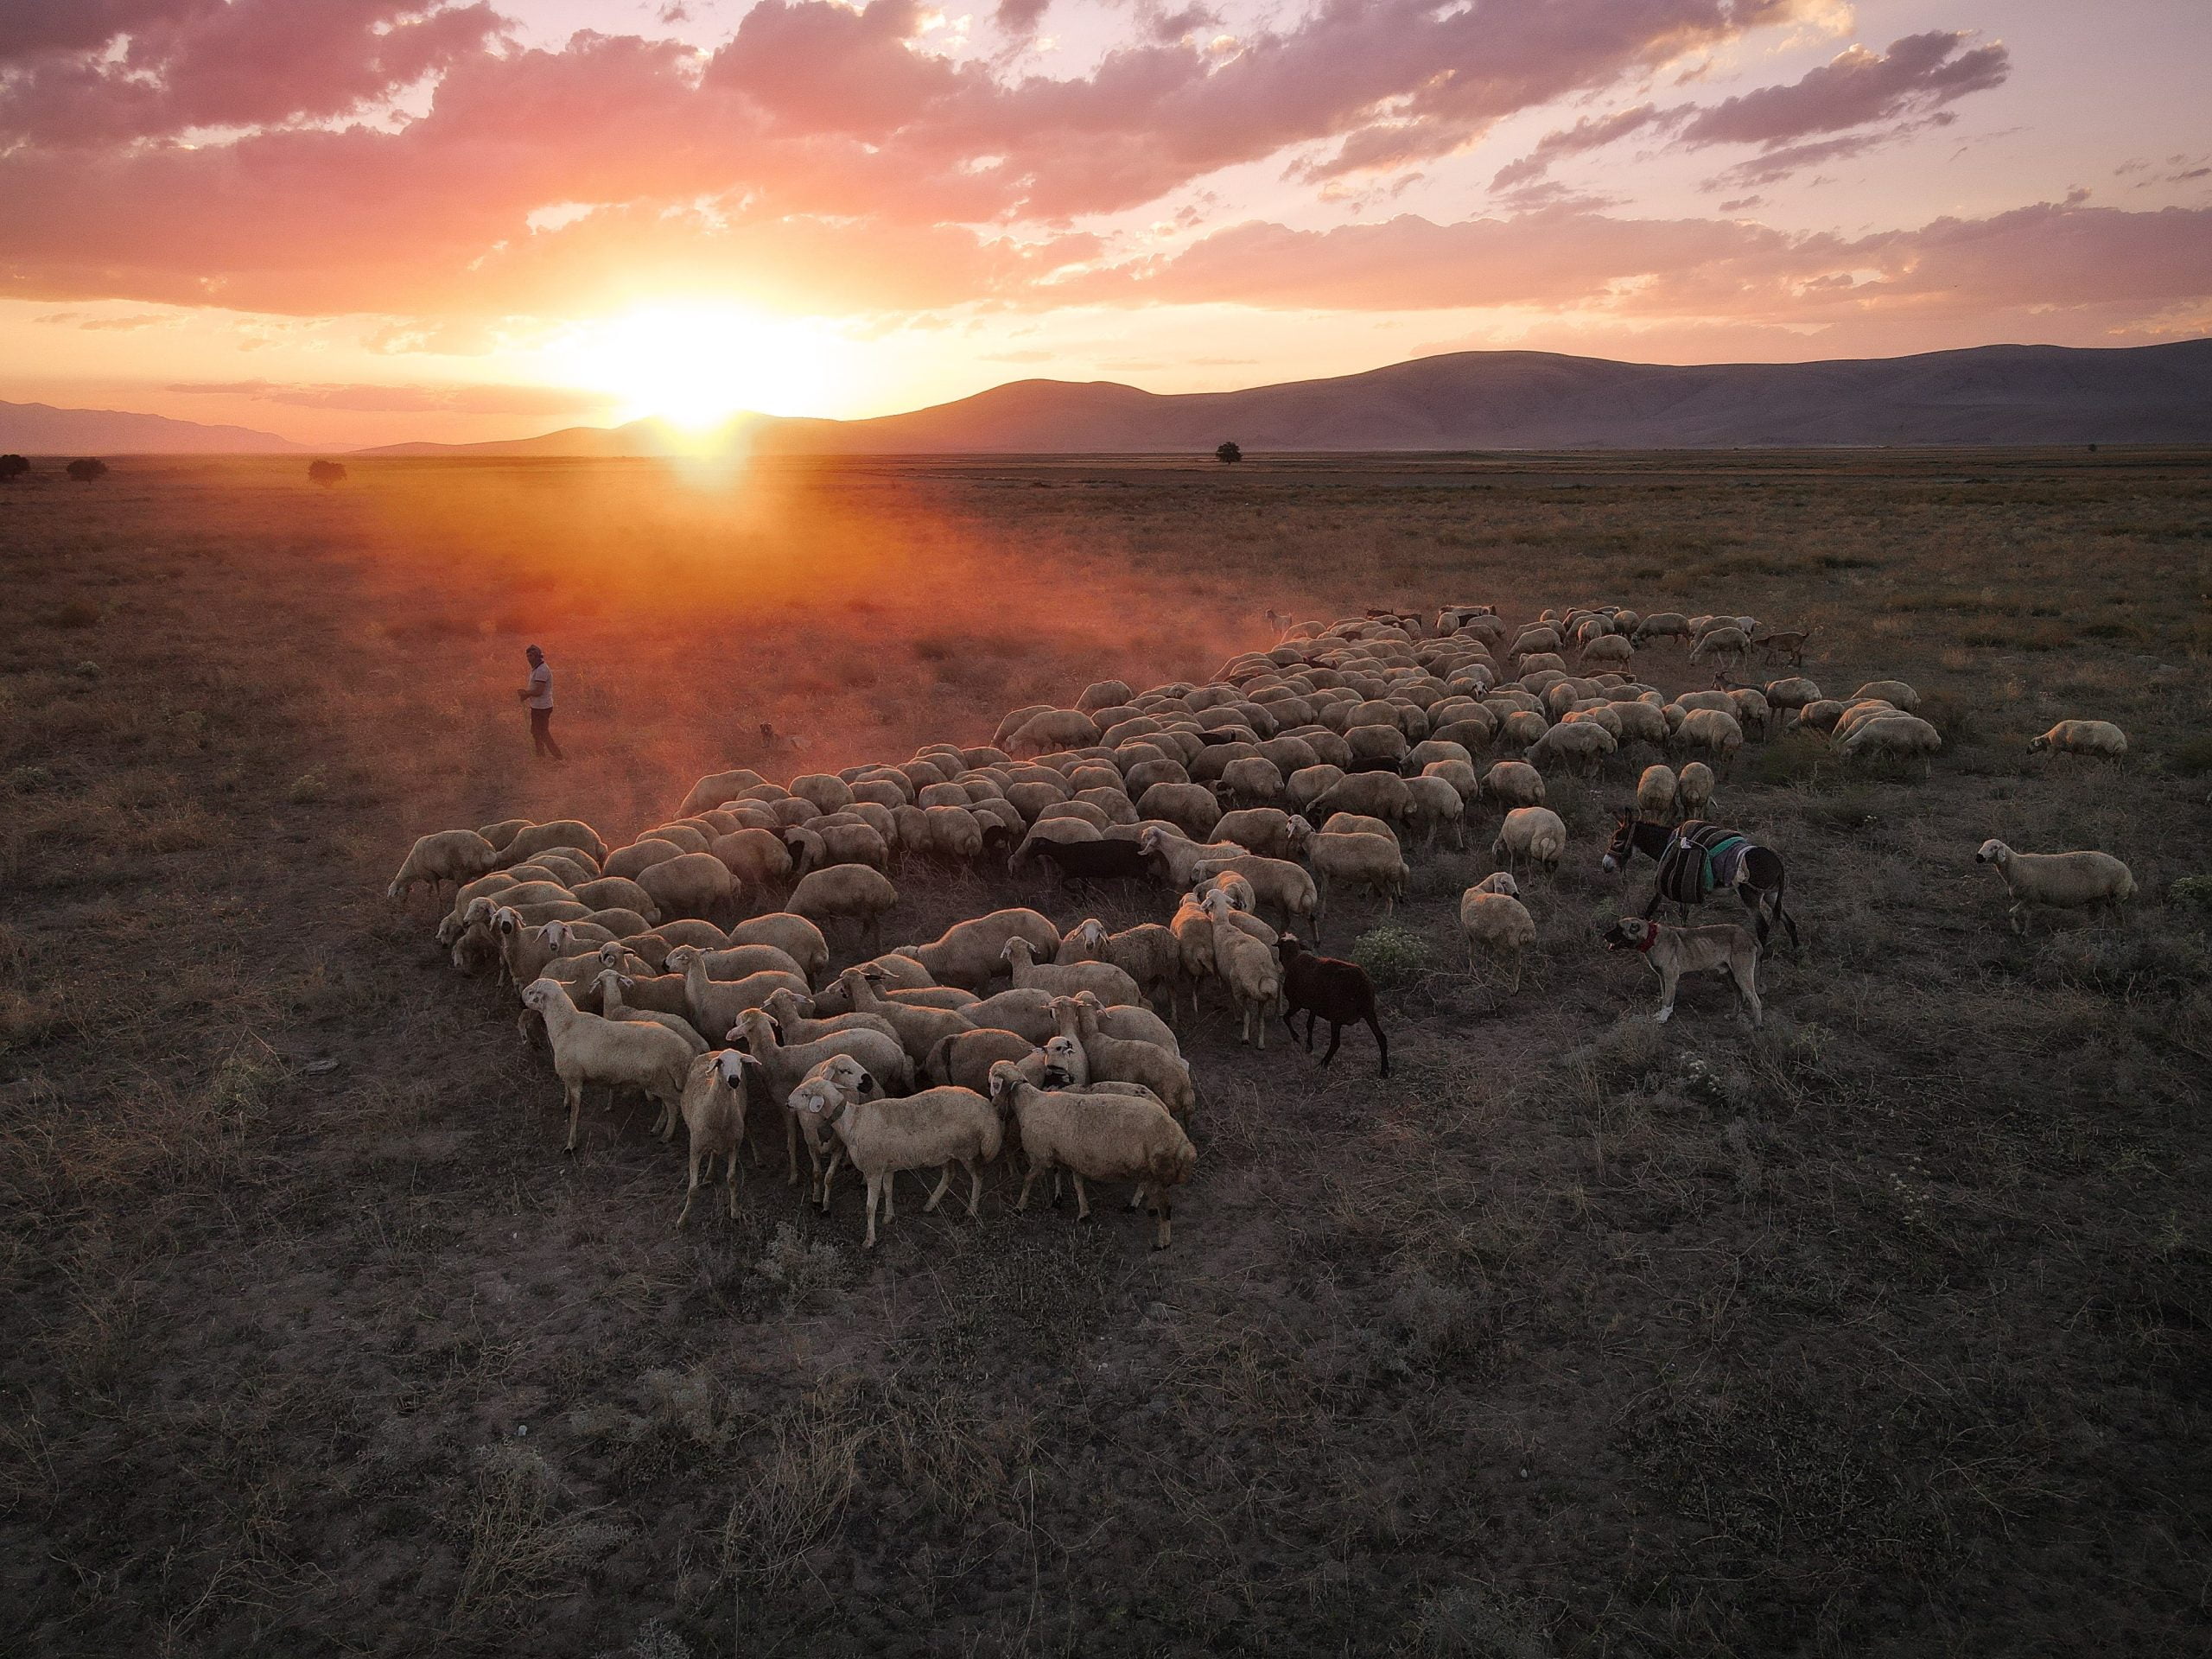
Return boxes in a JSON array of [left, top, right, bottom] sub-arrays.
[[1274, 932, 1389, 1077], [1027, 835, 1153, 885]]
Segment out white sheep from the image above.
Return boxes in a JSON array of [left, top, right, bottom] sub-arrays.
[[1482, 760, 1547, 809], [1838, 714, 1942, 772], [728, 912, 829, 984], [893, 908, 1062, 990], [666, 946, 809, 1039], [1055, 918, 1183, 1012], [789, 865, 899, 951], [591, 969, 709, 1057], [1459, 872, 1536, 994], [1187, 855, 1319, 935], [519, 978, 694, 1154], [1973, 839, 2136, 933], [1056, 992, 1196, 1116], [1001, 937, 1143, 1006], [1491, 806, 1567, 874], [1200, 887, 1283, 1048], [1676, 760, 1716, 817], [987, 1064, 1197, 1249], [675, 1051, 751, 1226], [2029, 720, 2127, 761], [387, 830, 499, 901], [758, 986, 901, 1046], [836, 967, 977, 1065], [730, 1007, 914, 1196], [792, 1071, 1000, 1249], [1635, 765, 1678, 823]]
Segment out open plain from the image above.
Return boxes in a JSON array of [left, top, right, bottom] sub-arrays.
[[3, 448, 2209, 1657]]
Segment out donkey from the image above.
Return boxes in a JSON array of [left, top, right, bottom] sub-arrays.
[[1602, 812, 1800, 952]]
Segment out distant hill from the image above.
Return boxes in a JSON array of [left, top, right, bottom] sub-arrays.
[[360, 340, 2212, 456], [0, 399, 301, 454]]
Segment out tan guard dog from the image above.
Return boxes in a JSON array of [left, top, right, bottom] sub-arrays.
[[1600, 917, 1763, 1028]]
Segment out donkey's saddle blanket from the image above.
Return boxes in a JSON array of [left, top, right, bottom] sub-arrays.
[[1656, 821, 1751, 906]]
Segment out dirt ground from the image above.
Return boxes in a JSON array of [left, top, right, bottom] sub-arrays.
[[2, 448, 2209, 1658]]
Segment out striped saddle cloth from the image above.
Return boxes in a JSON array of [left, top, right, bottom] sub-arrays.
[[1655, 821, 1751, 906]]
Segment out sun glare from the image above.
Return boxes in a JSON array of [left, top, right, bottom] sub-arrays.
[[560, 305, 851, 429]]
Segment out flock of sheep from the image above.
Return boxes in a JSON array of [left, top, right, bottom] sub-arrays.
[[385, 601, 2141, 1249]]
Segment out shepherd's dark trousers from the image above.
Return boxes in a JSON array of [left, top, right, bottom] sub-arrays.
[[530, 707, 565, 760]]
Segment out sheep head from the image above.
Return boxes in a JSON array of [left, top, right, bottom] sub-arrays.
[[1974, 840, 2011, 868]]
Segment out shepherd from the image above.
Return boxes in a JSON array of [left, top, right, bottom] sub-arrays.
[[1602, 813, 1798, 951], [518, 645, 564, 762]]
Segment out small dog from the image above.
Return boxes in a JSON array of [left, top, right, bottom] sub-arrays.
[[1600, 917, 1762, 1027]]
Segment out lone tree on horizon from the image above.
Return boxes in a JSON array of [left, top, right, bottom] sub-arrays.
[[1216, 441, 1242, 464], [65, 458, 107, 482], [308, 460, 347, 486], [0, 454, 28, 482]]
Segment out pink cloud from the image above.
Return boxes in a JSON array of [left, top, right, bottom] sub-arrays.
[[1493, 30, 2009, 189], [1071, 200, 2212, 328], [0, 0, 1836, 315]]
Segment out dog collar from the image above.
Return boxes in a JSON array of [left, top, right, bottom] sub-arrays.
[[1636, 927, 1658, 953]]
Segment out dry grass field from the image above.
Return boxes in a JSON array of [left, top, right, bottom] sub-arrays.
[[3, 448, 2210, 1658]]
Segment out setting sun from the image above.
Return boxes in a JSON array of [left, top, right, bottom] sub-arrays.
[[556, 305, 853, 429]]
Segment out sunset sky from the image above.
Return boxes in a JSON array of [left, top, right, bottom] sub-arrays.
[[3, 0, 2208, 445]]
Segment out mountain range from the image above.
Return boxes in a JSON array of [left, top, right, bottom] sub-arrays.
[[0, 398, 299, 454], [364, 340, 2212, 455], [9, 340, 2210, 457]]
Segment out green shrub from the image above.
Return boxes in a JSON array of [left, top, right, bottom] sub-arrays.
[[1353, 922, 1433, 989], [2171, 875, 2212, 915]]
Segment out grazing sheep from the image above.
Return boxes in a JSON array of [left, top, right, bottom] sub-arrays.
[[388, 830, 499, 901], [637, 851, 738, 924], [1838, 714, 1942, 772], [1000, 938, 1142, 1007], [1135, 825, 1249, 887], [728, 912, 828, 984], [837, 967, 976, 1065], [794, 1074, 1001, 1249], [1306, 770, 1414, 824], [501, 820, 609, 868], [1853, 680, 1920, 710], [1636, 765, 1679, 823], [675, 1051, 751, 1225], [1973, 840, 2136, 933], [677, 768, 769, 817], [520, 977, 693, 1154], [1482, 760, 1547, 809], [1402, 774, 1467, 850], [785, 821, 889, 878], [1579, 633, 1634, 670], [1687, 628, 1750, 671], [1459, 873, 1536, 995], [988, 1065, 1196, 1250], [1676, 760, 1716, 817], [1308, 830, 1408, 939], [1273, 934, 1387, 1077], [1492, 806, 1567, 874], [1200, 888, 1284, 1048], [1213, 806, 1310, 861], [894, 908, 1061, 991], [570, 875, 660, 922], [711, 828, 793, 891], [789, 865, 899, 951], [1529, 720, 1616, 777], [604, 839, 686, 881], [2030, 720, 2127, 761], [1632, 613, 1692, 645], [1136, 781, 1224, 841], [1672, 708, 1745, 776]]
